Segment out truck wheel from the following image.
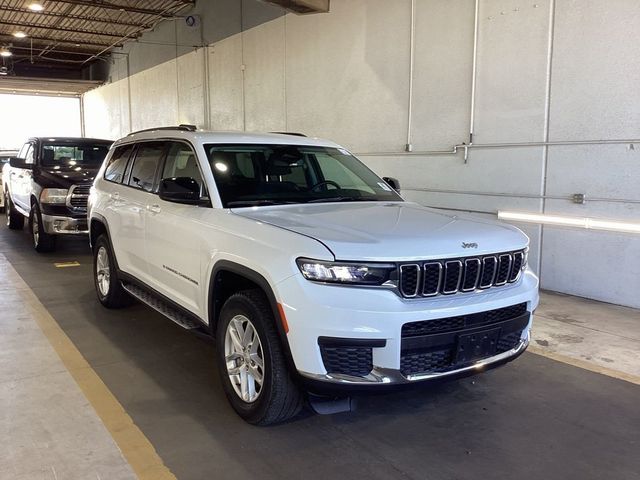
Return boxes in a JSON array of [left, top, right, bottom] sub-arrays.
[[216, 289, 303, 425], [29, 204, 57, 253], [93, 234, 131, 308], [5, 192, 24, 230]]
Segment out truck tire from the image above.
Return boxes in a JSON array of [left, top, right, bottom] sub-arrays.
[[29, 203, 57, 253], [5, 192, 24, 230], [93, 234, 131, 308], [216, 289, 303, 425]]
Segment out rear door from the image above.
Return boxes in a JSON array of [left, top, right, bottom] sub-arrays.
[[112, 141, 166, 285], [144, 141, 208, 317]]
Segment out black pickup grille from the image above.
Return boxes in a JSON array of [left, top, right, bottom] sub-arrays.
[[399, 250, 526, 298], [68, 184, 90, 210]]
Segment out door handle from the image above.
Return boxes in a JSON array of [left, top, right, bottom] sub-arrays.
[[148, 204, 161, 214], [110, 192, 120, 200]]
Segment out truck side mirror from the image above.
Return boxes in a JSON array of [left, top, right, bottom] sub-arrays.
[[9, 157, 33, 169], [382, 176, 400, 193]]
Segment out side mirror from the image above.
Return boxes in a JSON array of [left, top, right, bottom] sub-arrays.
[[382, 176, 401, 193], [9, 157, 33, 169], [159, 177, 206, 205]]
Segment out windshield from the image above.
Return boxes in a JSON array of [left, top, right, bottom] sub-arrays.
[[41, 143, 110, 167], [205, 144, 402, 207]]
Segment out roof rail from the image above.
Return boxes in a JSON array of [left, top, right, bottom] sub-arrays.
[[127, 124, 197, 136], [270, 131, 307, 137]]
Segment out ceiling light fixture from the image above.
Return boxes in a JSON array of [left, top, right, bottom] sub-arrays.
[[27, 2, 44, 12], [498, 211, 640, 234], [0, 48, 12, 57], [13, 31, 27, 38]]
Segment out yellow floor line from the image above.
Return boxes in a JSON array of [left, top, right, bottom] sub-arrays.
[[528, 345, 640, 386], [5, 260, 176, 480]]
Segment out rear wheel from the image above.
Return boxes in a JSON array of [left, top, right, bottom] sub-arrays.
[[5, 192, 24, 230], [216, 290, 302, 425], [93, 234, 131, 308], [29, 203, 56, 253]]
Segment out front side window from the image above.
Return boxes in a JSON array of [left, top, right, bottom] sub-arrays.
[[41, 143, 110, 167], [205, 144, 402, 207], [127, 142, 165, 192], [24, 145, 34, 164], [104, 144, 134, 183], [162, 142, 204, 185]]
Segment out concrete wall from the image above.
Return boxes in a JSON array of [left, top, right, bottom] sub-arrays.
[[83, 0, 640, 309]]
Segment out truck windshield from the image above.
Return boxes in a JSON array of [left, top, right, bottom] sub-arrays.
[[41, 143, 110, 167], [205, 144, 402, 207]]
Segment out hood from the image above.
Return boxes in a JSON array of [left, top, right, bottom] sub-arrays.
[[36, 165, 99, 188], [232, 202, 528, 261]]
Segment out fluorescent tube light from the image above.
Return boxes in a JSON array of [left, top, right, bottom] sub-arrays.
[[498, 211, 640, 234]]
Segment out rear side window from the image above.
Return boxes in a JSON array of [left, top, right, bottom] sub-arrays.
[[104, 145, 134, 183], [127, 142, 165, 192]]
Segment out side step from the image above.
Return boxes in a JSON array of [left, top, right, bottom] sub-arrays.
[[122, 282, 202, 330]]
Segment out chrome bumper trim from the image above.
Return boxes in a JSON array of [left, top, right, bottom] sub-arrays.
[[41, 214, 88, 235], [299, 331, 530, 385]]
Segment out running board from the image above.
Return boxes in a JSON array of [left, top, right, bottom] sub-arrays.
[[122, 282, 202, 330]]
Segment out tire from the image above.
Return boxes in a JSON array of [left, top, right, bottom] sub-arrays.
[[5, 192, 24, 230], [29, 203, 57, 253], [93, 234, 131, 308], [216, 289, 303, 425]]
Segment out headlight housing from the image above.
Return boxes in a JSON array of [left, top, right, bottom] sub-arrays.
[[40, 188, 69, 204], [296, 258, 396, 285]]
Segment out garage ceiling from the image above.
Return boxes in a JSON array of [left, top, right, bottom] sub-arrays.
[[0, 0, 194, 92]]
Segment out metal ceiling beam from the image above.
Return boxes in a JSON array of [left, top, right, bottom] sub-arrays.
[[8, 45, 98, 57], [0, 19, 136, 39], [42, 0, 194, 17], [0, 33, 118, 48], [0, 5, 151, 29]]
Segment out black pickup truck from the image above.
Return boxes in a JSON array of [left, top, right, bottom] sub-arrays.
[[3, 137, 112, 252]]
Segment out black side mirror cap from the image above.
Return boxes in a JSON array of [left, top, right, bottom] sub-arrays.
[[158, 177, 207, 205], [9, 157, 33, 169], [382, 176, 401, 193]]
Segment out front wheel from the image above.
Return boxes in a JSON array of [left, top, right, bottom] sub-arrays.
[[29, 204, 57, 253], [93, 234, 131, 308], [216, 290, 302, 425], [5, 192, 24, 230]]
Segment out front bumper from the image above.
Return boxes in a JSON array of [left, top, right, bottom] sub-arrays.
[[41, 214, 88, 235], [276, 269, 539, 387]]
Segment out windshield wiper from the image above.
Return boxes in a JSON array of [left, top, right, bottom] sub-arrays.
[[307, 196, 378, 203], [227, 200, 299, 207]]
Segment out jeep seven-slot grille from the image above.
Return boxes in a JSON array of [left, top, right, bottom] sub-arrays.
[[399, 250, 525, 298], [68, 184, 90, 210]]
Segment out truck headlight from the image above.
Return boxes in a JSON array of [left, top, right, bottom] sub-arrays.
[[296, 258, 396, 285], [40, 188, 68, 204]]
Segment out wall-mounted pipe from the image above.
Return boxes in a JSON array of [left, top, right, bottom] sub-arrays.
[[468, 0, 480, 146], [405, 0, 416, 152], [356, 138, 640, 159]]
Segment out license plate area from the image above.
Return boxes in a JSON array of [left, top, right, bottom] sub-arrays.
[[455, 327, 501, 364]]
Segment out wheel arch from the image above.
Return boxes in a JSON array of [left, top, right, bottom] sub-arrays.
[[208, 260, 296, 373]]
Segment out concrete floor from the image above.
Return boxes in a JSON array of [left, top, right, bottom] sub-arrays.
[[1, 227, 639, 480]]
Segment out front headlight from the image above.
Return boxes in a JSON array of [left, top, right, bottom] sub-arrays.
[[296, 258, 396, 285], [40, 188, 69, 204]]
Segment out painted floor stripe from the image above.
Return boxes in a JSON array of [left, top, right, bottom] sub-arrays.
[[528, 345, 640, 386], [7, 261, 176, 480]]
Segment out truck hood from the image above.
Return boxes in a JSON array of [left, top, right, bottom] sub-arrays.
[[36, 165, 99, 188], [232, 202, 529, 261]]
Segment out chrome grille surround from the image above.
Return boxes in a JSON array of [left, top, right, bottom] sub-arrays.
[[398, 249, 527, 298], [66, 184, 91, 211]]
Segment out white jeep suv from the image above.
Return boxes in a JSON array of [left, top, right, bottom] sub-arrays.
[[88, 126, 539, 425]]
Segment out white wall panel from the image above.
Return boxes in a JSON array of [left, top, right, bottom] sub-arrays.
[[242, 16, 286, 132], [83, 79, 129, 140], [285, 0, 410, 152], [177, 49, 206, 128], [208, 35, 244, 131], [129, 60, 178, 132]]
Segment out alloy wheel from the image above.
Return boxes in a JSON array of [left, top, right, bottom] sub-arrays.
[[224, 314, 265, 403], [96, 246, 111, 296]]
